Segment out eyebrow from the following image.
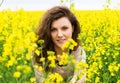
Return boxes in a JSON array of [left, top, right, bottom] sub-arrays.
[[51, 26, 56, 29], [51, 25, 69, 28]]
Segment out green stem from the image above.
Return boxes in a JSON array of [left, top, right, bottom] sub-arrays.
[[40, 47, 43, 57]]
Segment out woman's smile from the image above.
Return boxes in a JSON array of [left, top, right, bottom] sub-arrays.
[[51, 16, 73, 49], [56, 39, 66, 45]]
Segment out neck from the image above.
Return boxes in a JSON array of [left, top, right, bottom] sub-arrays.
[[54, 46, 68, 55], [54, 46, 63, 55]]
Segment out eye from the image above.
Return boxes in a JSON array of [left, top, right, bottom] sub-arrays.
[[62, 26, 69, 30], [51, 27, 57, 32]]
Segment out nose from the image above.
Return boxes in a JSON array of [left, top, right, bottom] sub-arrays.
[[57, 30, 63, 37]]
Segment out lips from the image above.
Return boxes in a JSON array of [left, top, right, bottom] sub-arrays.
[[57, 39, 66, 44]]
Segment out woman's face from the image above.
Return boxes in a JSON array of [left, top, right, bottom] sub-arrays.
[[50, 16, 73, 49]]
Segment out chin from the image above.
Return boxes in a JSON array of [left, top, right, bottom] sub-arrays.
[[56, 44, 64, 48]]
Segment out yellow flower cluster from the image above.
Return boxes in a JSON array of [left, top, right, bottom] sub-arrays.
[[57, 52, 69, 66], [0, 8, 120, 83], [13, 71, 21, 78], [45, 73, 63, 83], [47, 51, 56, 68], [0, 9, 39, 82], [108, 62, 119, 76], [61, 38, 77, 50], [34, 65, 43, 72], [35, 49, 40, 56], [76, 9, 120, 83], [30, 77, 36, 83]]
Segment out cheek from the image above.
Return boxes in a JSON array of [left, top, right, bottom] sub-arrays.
[[50, 32, 56, 41], [70, 32, 73, 38], [66, 30, 73, 37]]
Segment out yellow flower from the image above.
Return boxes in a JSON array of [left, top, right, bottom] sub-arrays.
[[58, 52, 69, 65], [61, 41, 69, 50], [26, 53, 31, 60], [45, 73, 63, 83], [55, 73, 63, 83], [35, 49, 40, 56], [95, 76, 100, 83], [13, 71, 21, 78], [75, 62, 88, 72], [34, 65, 43, 71], [114, 66, 119, 72], [23, 66, 31, 74], [49, 61, 56, 68], [38, 66, 43, 71], [47, 55, 56, 61], [111, 72, 115, 76], [30, 77, 36, 83], [16, 65, 22, 70], [61, 38, 77, 50], [34, 65, 39, 69], [117, 80, 120, 83], [71, 59, 76, 64], [0, 36, 4, 40], [39, 57, 45, 62], [6, 56, 15, 67]]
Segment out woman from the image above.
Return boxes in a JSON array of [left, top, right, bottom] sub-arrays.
[[32, 6, 86, 83]]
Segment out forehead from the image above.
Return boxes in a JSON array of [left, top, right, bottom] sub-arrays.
[[51, 17, 71, 27]]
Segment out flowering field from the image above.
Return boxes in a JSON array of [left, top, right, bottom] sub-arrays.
[[0, 9, 120, 83]]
